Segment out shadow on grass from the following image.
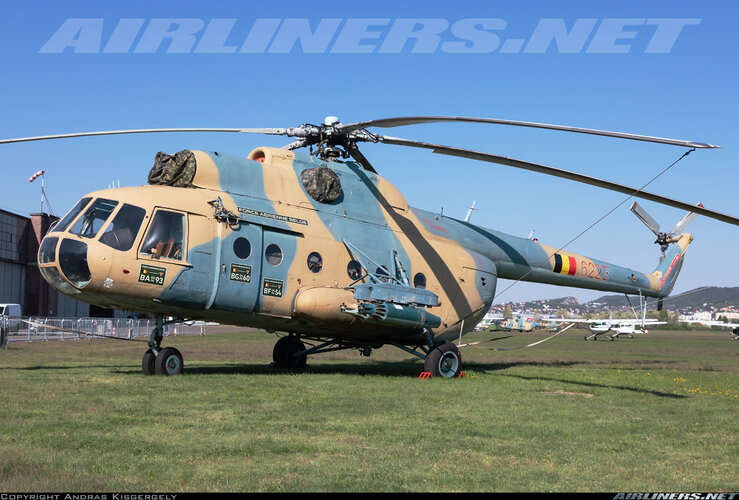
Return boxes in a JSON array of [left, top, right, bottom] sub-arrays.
[[109, 359, 588, 377], [1, 360, 690, 399], [492, 371, 686, 399], [0, 364, 119, 371]]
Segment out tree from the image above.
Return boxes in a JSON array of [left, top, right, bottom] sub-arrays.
[[668, 311, 680, 325], [502, 306, 512, 320], [658, 309, 669, 323], [555, 309, 571, 319]]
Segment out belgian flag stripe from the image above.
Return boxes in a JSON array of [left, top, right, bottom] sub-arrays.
[[567, 256, 577, 276], [553, 254, 578, 276], [560, 255, 570, 275], [553, 254, 563, 274]]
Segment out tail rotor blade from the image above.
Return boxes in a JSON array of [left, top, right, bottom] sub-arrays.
[[669, 203, 703, 235], [630, 201, 661, 237]]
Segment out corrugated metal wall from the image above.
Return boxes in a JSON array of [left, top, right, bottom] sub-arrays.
[[0, 260, 25, 305]]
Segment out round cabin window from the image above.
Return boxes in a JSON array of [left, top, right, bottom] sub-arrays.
[[413, 273, 427, 289], [307, 252, 323, 273], [265, 243, 283, 266], [233, 237, 252, 259], [347, 260, 362, 280]]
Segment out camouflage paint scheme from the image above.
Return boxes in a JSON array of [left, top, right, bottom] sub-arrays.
[[37, 147, 692, 347]]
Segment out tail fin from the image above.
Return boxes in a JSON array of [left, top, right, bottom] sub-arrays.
[[652, 233, 693, 297], [605, 311, 613, 330]]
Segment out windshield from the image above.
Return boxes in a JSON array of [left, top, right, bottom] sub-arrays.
[[54, 197, 92, 233], [69, 198, 119, 238], [99, 204, 146, 251]]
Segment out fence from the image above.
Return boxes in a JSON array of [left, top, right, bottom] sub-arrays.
[[0, 316, 206, 345]]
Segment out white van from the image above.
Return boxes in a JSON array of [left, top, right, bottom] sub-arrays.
[[0, 303, 22, 333]]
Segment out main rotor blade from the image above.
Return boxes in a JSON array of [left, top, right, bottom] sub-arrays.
[[340, 116, 720, 149], [630, 201, 661, 236], [378, 135, 739, 227], [0, 127, 289, 145]]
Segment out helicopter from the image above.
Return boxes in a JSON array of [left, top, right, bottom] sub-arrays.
[[2, 115, 738, 378], [498, 317, 543, 333]]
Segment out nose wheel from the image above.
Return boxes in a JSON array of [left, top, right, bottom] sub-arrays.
[[142, 347, 184, 375], [155, 347, 183, 375], [141, 317, 184, 375]]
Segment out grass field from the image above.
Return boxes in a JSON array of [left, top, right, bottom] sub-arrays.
[[0, 327, 736, 492]]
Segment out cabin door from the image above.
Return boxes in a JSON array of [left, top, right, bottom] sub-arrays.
[[212, 221, 264, 313]]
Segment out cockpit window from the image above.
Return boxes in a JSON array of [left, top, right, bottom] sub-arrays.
[[69, 198, 119, 238], [140, 210, 185, 260], [99, 204, 146, 251], [54, 197, 92, 233]]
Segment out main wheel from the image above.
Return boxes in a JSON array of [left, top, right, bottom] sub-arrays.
[[142, 349, 156, 375], [272, 336, 307, 368], [424, 341, 461, 378], [154, 347, 183, 375]]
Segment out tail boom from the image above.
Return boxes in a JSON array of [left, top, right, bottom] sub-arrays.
[[459, 223, 693, 298]]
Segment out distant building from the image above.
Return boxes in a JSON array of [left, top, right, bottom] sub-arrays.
[[679, 311, 713, 322], [0, 208, 93, 317]]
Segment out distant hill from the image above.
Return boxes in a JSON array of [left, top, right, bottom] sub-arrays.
[[586, 287, 739, 311], [497, 287, 739, 314]]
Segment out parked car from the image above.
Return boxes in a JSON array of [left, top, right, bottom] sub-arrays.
[[0, 303, 22, 334]]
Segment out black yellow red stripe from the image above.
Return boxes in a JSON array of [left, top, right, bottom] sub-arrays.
[[553, 253, 577, 276]]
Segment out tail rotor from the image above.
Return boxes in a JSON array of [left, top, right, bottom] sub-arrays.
[[630, 201, 702, 309]]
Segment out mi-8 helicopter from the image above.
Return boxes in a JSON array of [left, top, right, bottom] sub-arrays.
[[2, 116, 738, 377]]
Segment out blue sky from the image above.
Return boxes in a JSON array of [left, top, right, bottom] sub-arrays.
[[1, 0, 736, 305]]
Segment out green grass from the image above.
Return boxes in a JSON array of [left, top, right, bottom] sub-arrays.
[[0, 328, 736, 492]]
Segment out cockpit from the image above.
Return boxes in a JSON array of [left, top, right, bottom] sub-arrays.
[[38, 196, 187, 293]]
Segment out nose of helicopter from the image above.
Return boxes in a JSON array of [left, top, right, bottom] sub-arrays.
[[38, 235, 111, 294], [58, 238, 92, 288]]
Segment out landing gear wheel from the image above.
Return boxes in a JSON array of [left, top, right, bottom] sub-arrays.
[[142, 349, 156, 375], [155, 347, 183, 376], [424, 341, 462, 378], [273, 336, 307, 368]]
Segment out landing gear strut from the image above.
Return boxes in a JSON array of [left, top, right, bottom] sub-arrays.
[[142, 317, 184, 376]]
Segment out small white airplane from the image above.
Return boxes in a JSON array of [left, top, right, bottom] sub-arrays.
[[681, 319, 739, 340], [549, 289, 669, 342], [588, 312, 667, 340], [549, 312, 666, 340]]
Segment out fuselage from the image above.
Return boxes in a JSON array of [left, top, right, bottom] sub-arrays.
[[37, 147, 691, 345]]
